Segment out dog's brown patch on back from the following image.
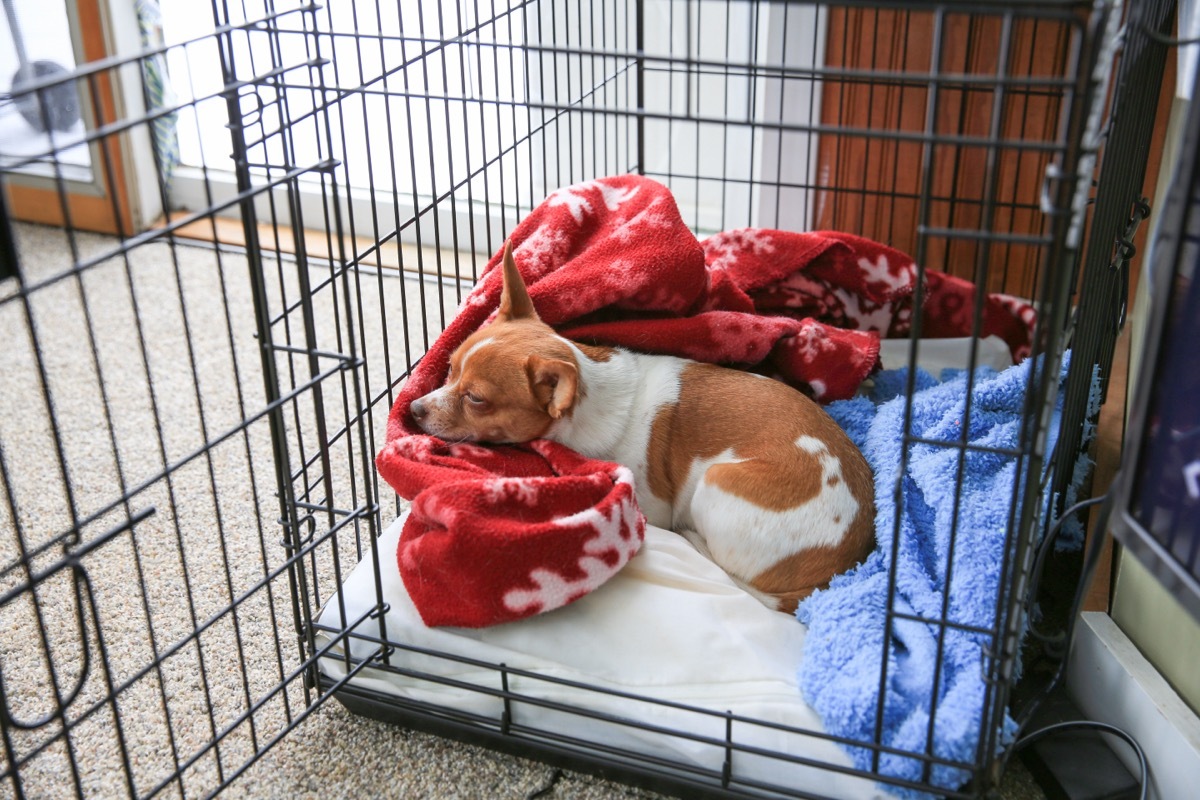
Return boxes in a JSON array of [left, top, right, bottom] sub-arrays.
[[703, 456, 823, 513], [645, 363, 872, 513]]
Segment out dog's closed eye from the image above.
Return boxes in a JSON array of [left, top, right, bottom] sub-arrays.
[[463, 392, 491, 412]]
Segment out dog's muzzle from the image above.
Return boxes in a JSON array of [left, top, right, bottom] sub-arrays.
[[410, 397, 429, 422]]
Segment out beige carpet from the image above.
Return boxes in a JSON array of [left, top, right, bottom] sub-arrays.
[[0, 222, 1041, 799]]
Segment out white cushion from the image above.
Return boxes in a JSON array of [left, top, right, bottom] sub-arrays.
[[317, 514, 893, 798], [877, 334, 1012, 374]]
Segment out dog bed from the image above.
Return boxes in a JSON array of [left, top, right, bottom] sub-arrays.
[[315, 515, 892, 799]]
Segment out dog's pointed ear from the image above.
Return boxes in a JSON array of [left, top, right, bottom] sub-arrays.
[[527, 355, 578, 420], [497, 240, 538, 321]]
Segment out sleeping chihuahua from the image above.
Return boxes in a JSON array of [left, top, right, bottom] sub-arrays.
[[410, 242, 875, 612]]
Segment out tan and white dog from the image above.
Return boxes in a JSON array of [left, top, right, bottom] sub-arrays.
[[410, 242, 876, 612]]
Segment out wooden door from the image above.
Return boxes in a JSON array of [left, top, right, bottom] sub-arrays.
[[815, 7, 1078, 299]]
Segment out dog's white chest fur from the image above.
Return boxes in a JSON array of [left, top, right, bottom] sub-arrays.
[[547, 346, 684, 529]]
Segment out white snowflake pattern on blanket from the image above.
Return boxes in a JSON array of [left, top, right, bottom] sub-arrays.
[[609, 197, 672, 244], [856, 253, 910, 294], [833, 286, 896, 332], [706, 229, 777, 272], [482, 476, 541, 506], [502, 469, 642, 614], [547, 179, 640, 223]]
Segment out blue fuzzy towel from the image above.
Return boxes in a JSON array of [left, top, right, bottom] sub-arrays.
[[798, 356, 1070, 797]]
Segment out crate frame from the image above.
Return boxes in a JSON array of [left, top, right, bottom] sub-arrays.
[[0, 0, 1162, 797]]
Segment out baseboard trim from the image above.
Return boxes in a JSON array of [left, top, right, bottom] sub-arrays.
[[1067, 612, 1200, 800]]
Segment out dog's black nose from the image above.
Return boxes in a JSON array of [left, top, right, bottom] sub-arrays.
[[410, 398, 427, 420]]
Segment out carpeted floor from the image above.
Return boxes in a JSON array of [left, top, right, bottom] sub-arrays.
[[0, 222, 1043, 799]]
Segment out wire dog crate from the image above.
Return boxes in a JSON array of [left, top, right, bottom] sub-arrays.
[[0, 0, 1170, 797]]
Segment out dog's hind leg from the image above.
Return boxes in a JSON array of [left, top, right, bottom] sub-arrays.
[[677, 526, 782, 610], [684, 463, 803, 612]]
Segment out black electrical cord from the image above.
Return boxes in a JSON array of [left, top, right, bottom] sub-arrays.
[[1137, 20, 1200, 48], [1030, 491, 1117, 694], [1023, 494, 1109, 647]]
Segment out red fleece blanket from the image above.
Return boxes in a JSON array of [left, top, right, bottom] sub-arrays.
[[377, 175, 1035, 628]]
